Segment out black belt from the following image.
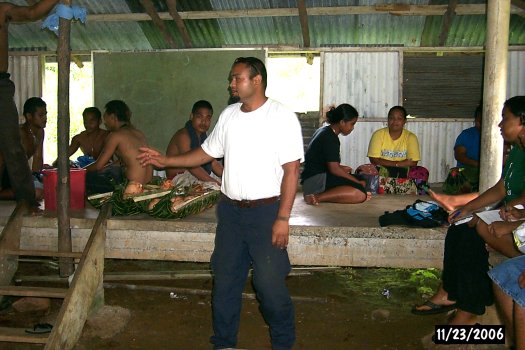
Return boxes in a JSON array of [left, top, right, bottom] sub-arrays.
[[0, 72, 10, 79], [221, 194, 280, 208]]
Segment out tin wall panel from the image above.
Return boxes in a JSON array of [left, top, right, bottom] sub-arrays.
[[339, 119, 474, 183], [322, 51, 400, 119], [508, 51, 525, 97], [7, 55, 41, 122]]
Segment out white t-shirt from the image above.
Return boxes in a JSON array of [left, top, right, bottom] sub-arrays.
[[202, 98, 304, 200]]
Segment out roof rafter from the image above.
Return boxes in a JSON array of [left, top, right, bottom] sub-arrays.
[[297, 0, 310, 48], [166, 0, 192, 48], [139, 0, 178, 49], [512, 0, 525, 11], [511, 0, 525, 18], [438, 0, 458, 46], [87, 4, 525, 22]]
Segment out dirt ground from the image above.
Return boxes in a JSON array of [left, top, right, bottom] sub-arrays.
[[0, 259, 469, 350]]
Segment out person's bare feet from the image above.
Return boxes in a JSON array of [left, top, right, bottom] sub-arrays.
[[428, 189, 455, 212], [304, 194, 319, 206]]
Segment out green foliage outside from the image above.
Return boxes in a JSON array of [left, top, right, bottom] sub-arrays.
[[42, 62, 94, 165], [331, 267, 441, 308], [408, 268, 441, 296]]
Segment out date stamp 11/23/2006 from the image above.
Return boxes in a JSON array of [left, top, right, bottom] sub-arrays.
[[434, 325, 505, 345]]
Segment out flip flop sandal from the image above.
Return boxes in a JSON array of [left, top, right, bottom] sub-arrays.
[[25, 323, 53, 334], [411, 300, 457, 315]]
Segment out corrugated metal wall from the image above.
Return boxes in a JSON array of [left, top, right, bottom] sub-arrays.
[[508, 50, 525, 97], [339, 119, 473, 183], [403, 55, 483, 118], [322, 51, 400, 118], [7, 55, 42, 122], [324, 50, 525, 183]]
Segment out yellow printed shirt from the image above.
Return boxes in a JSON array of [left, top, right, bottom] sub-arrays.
[[367, 127, 421, 162]]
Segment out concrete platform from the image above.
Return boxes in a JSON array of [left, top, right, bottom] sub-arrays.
[[0, 192, 448, 269]]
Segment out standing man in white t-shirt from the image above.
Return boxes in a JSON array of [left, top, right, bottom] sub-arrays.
[[138, 57, 304, 349]]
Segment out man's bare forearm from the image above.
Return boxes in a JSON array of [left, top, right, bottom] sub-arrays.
[[278, 160, 300, 220], [165, 147, 214, 169]]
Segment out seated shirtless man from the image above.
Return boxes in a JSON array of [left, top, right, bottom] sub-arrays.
[[85, 100, 152, 195], [0, 97, 47, 200], [53, 107, 109, 167], [166, 100, 223, 185]]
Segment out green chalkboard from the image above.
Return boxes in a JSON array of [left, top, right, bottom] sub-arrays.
[[93, 49, 265, 151]]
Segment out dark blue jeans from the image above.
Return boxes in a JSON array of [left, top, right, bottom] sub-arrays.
[[210, 199, 295, 350]]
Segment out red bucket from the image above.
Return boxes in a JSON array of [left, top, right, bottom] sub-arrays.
[[43, 168, 86, 211]]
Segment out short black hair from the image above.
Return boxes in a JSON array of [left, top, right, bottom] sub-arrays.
[[83, 107, 102, 121], [105, 100, 131, 122], [23, 97, 46, 115], [388, 106, 408, 119], [326, 104, 359, 124], [233, 57, 267, 89], [504, 96, 525, 125], [192, 100, 213, 114]]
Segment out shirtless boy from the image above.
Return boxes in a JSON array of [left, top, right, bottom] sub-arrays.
[[0, 0, 58, 208], [85, 100, 152, 195], [65, 107, 109, 162], [0, 97, 48, 200], [166, 100, 223, 184]]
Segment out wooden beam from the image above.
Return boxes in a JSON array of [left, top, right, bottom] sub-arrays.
[[165, 0, 192, 48], [297, 0, 310, 48], [511, 0, 525, 18], [0, 203, 25, 287], [512, 0, 525, 11], [45, 204, 110, 350], [479, 0, 511, 192], [438, 0, 458, 46], [0, 327, 48, 344], [0, 286, 68, 298], [86, 4, 525, 22], [139, 0, 178, 49], [57, 0, 74, 277]]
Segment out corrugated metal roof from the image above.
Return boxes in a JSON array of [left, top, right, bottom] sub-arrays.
[[6, 0, 525, 52]]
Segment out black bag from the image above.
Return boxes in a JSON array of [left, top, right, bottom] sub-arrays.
[[379, 200, 449, 228]]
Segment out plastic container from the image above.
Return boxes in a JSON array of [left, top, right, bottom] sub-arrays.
[[43, 168, 86, 211]]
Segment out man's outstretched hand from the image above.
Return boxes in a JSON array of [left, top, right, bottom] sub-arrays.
[[137, 147, 166, 168]]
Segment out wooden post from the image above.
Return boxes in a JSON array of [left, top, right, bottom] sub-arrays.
[[0, 204, 25, 287], [57, 0, 74, 277], [479, 0, 511, 192], [45, 203, 110, 350]]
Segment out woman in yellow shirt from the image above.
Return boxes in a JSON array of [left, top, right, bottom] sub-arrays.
[[367, 106, 420, 173], [361, 106, 428, 194]]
